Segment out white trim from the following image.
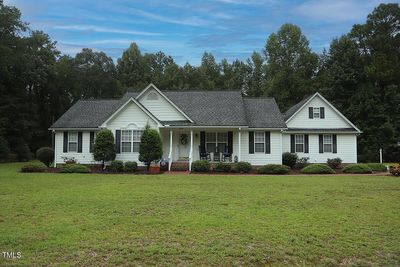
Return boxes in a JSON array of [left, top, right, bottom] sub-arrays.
[[49, 127, 100, 131], [285, 92, 362, 133], [162, 125, 249, 129], [168, 130, 173, 171], [136, 84, 194, 123], [238, 128, 241, 162], [101, 97, 161, 127], [189, 130, 193, 171]]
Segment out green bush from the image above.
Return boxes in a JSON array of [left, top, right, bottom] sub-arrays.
[[257, 164, 290, 174], [139, 125, 163, 171], [0, 136, 10, 160], [343, 164, 373, 174], [92, 129, 116, 168], [60, 164, 91, 173], [108, 160, 124, 172], [327, 158, 342, 169], [36, 147, 54, 167], [301, 164, 335, 174], [366, 163, 387, 172], [21, 162, 47, 172], [15, 143, 32, 162], [234, 161, 252, 173], [282, 152, 298, 169], [191, 160, 210, 172], [125, 161, 138, 172], [296, 157, 309, 169], [214, 162, 231, 172]]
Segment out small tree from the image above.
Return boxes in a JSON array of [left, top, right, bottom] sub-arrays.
[[139, 126, 163, 171], [93, 129, 116, 169], [36, 147, 54, 167]]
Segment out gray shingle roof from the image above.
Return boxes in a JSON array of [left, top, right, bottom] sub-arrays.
[[243, 98, 287, 128], [284, 95, 313, 121]]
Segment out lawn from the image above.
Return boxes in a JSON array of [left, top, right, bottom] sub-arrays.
[[0, 163, 399, 266]]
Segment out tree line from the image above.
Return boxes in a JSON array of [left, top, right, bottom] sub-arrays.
[[0, 0, 399, 162]]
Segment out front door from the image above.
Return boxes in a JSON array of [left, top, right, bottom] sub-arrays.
[[177, 131, 190, 160]]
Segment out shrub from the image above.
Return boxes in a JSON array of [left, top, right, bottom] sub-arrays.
[[327, 158, 342, 169], [60, 164, 90, 173], [0, 136, 10, 161], [257, 164, 290, 174], [214, 162, 231, 172], [366, 163, 387, 172], [343, 164, 372, 174], [125, 161, 138, 172], [108, 160, 124, 172], [92, 129, 116, 168], [21, 162, 47, 172], [191, 160, 210, 172], [389, 165, 400, 176], [139, 125, 163, 171], [282, 152, 298, 169], [301, 164, 335, 174], [15, 143, 32, 162], [235, 161, 252, 173], [36, 147, 54, 167], [296, 157, 309, 169], [62, 156, 77, 164]]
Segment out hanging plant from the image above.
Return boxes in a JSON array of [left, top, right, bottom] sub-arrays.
[[180, 134, 188, 145]]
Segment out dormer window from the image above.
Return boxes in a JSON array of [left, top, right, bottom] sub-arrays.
[[313, 107, 320, 118]]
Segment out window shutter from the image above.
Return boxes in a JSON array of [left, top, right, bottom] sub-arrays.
[[78, 132, 83, 153], [319, 134, 323, 153], [265, 131, 270, 154], [115, 130, 121, 153], [304, 134, 309, 153], [90, 131, 95, 153], [333, 134, 337, 153], [249, 131, 254, 154], [290, 134, 295, 153], [227, 131, 233, 154], [63, 132, 68, 153], [320, 107, 325, 119], [309, 107, 313, 119], [200, 131, 206, 152]]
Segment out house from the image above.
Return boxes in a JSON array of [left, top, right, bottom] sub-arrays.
[[49, 84, 361, 170]]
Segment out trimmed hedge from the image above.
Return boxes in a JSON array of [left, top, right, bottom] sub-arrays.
[[343, 164, 372, 174], [301, 164, 335, 174], [21, 162, 47, 173], [36, 147, 54, 167], [214, 162, 231, 172], [60, 164, 91, 173], [191, 160, 210, 172], [235, 161, 252, 173], [366, 163, 387, 172], [125, 161, 138, 172], [282, 152, 298, 168], [108, 160, 124, 172], [327, 158, 342, 169], [257, 164, 290, 174]]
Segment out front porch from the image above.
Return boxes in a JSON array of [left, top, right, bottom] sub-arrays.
[[160, 128, 243, 171]]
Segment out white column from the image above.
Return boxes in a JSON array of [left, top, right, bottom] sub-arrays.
[[189, 130, 193, 171], [168, 130, 173, 171], [238, 128, 241, 162], [53, 130, 57, 167]]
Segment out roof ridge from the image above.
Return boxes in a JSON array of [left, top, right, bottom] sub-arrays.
[[163, 90, 242, 93]]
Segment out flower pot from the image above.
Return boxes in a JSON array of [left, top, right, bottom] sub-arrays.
[[149, 166, 160, 174]]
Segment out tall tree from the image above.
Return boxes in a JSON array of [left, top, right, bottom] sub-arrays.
[[246, 52, 265, 96], [117, 42, 146, 90]]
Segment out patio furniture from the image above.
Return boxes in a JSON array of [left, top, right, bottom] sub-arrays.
[[199, 145, 211, 161], [213, 151, 221, 162], [222, 146, 232, 162]]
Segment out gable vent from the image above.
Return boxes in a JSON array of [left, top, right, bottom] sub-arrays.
[[147, 92, 159, 100]]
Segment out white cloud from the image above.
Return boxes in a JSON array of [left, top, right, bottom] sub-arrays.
[[135, 9, 209, 26], [53, 24, 163, 36], [90, 38, 185, 48]]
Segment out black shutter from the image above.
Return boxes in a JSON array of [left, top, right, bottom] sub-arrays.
[[320, 107, 325, 119], [309, 107, 313, 119], [90, 131, 95, 153], [63, 132, 68, 153], [319, 134, 323, 153], [249, 131, 254, 154], [304, 134, 309, 153], [78, 132, 83, 153], [290, 134, 295, 153], [200, 131, 206, 152], [265, 131, 270, 154], [227, 131, 233, 154], [115, 130, 121, 153], [333, 134, 337, 153]]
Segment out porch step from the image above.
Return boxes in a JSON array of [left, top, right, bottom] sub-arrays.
[[170, 161, 190, 171]]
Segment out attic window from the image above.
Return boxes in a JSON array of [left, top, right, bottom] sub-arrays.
[[147, 92, 159, 100], [313, 107, 320, 118]]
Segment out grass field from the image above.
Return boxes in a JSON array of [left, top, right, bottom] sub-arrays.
[[0, 162, 399, 266]]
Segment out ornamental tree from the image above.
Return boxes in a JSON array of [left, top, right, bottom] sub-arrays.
[[93, 129, 116, 169], [139, 125, 163, 171]]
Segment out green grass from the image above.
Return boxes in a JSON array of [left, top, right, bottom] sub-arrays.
[[0, 162, 399, 266]]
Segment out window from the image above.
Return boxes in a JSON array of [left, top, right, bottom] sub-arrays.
[[68, 132, 78, 152], [295, 134, 304, 153], [121, 130, 143, 153], [313, 107, 320, 118], [254, 131, 265, 153], [206, 132, 228, 152], [323, 134, 333, 152]]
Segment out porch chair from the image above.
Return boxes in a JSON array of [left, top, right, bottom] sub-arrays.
[[199, 145, 211, 161], [222, 145, 232, 162]]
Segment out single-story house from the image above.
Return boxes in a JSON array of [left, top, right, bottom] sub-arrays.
[[49, 84, 361, 170]]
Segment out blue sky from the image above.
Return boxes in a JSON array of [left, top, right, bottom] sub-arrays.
[[5, 0, 395, 65]]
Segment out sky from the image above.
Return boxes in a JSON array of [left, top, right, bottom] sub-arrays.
[[5, 0, 396, 65]]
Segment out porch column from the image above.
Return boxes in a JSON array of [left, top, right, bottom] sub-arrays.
[[189, 130, 193, 171], [168, 130, 173, 171], [238, 128, 241, 162]]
